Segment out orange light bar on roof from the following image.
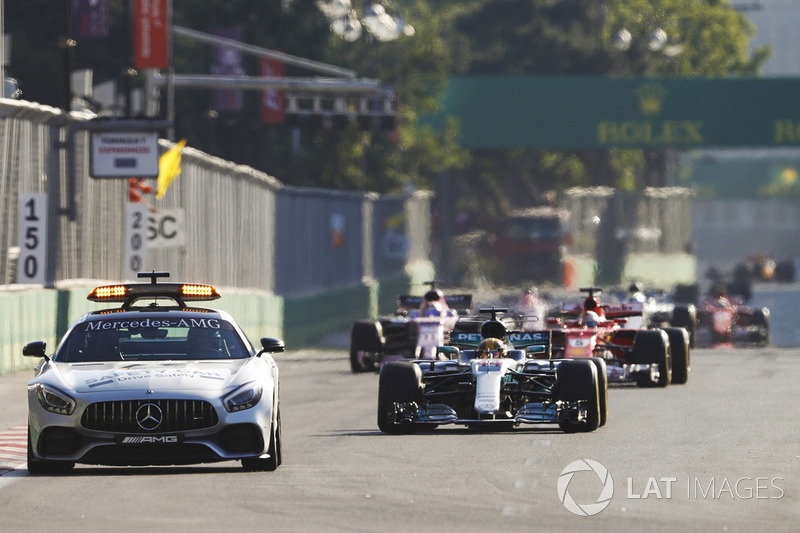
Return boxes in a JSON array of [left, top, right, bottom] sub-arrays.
[[89, 285, 128, 301], [181, 284, 220, 298]]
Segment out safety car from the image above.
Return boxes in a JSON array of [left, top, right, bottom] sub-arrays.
[[24, 272, 284, 473]]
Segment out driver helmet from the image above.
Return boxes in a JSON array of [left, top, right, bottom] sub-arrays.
[[580, 310, 601, 327], [423, 288, 444, 303], [478, 337, 507, 359]]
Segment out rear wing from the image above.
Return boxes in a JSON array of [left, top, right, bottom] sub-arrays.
[[450, 330, 553, 358], [604, 302, 643, 319], [558, 301, 643, 319], [397, 294, 473, 315]]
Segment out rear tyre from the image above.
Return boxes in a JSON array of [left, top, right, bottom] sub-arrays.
[[26, 427, 75, 475], [751, 308, 770, 345], [632, 329, 671, 387], [671, 305, 697, 348], [588, 357, 608, 427], [664, 327, 690, 385], [350, 320, 384, 373], [377, 361, 422, 434], [556, 360, 600, 433]]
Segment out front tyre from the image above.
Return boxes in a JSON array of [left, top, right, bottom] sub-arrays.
[[350, 321, 384, 373], [556, 359, 600, 433], [241, 411, 281, 472], [377, 361, 422, 434], [632, 329, 671, 387], [588, 357, 608, 427]]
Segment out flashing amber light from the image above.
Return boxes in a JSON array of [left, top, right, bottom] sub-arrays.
[[91, 285, 127, 299], [182, 284, 218, 297]]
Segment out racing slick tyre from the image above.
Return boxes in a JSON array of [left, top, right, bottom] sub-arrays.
[[750, 308, 770, 345], [556, 360, 600, 433], [664, 327, 690, 385], [377, 361, 423, 434], [26, 427, 75, 475], [382, 321, 420, 360], [671, 304, 697, 348], [632, 329, 671, 388], [350, 320, 385, 373], [588, 357, 608, 427], [242, 411, 282, 472]]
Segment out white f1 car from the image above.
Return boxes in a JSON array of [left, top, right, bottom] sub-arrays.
[[349, 283, 471, 372], [377, 309, 607, 434], [24, 272, 285, 473]]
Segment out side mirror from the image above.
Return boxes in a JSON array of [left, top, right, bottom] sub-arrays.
[[436, 346, 459, 360], [23, 341, 47, 357], [259, 337, 285, 354]]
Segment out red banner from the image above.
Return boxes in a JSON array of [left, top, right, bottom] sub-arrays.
[[260, 58, 285, 124], [134, 0, 168, 69]]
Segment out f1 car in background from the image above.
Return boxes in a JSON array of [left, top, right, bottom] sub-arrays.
[[24, 272, 285, 473], [536, 287, 690, 387], [694, 284, 770, 346], [378, 308, 606, 434], [349, 282, 472, 372], [610, 283, 698, 348]]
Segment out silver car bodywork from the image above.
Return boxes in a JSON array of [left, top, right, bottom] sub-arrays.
[[24, 279, 283, 473]]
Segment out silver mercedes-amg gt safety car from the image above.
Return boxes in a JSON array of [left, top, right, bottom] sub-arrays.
[[24, 272, 284, 474]]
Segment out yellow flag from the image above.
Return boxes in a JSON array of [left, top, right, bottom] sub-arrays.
[[156, 139, 187, 199]]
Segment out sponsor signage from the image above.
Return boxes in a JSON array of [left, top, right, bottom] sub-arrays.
[[73, 0, 111, 39], [431, 76, 800, 149], [261, 57, 285, 124], [134, 0, 168, 69], [91, 131, 159, 178]]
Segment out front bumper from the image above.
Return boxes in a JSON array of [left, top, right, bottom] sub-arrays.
[[28, 393, 274, 466]]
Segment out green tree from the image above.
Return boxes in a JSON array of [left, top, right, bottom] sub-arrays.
[[4, 0, 465, 194]]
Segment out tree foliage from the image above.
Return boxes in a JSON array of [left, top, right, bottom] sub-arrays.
[[4, 0, 464, 194], [446, 0, 770, 219], [2, 0, 771, 202]]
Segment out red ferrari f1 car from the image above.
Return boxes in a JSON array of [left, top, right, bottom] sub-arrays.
[[535, 288, 691, 387]]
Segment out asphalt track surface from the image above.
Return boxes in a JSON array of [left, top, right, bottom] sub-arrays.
[[0, 337, 797, 533]]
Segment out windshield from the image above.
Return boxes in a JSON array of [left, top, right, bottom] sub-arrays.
[[56, 318, 251, 362]]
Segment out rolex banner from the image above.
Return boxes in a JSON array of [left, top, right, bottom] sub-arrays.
[[429, 76, 800, 150]]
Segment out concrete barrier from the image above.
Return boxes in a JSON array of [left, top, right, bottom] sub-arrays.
[[0, 261, 436, 376]]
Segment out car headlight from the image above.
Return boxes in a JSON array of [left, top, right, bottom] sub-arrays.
[[30, 383, 76, 415], [223, 382, 263, 412]]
